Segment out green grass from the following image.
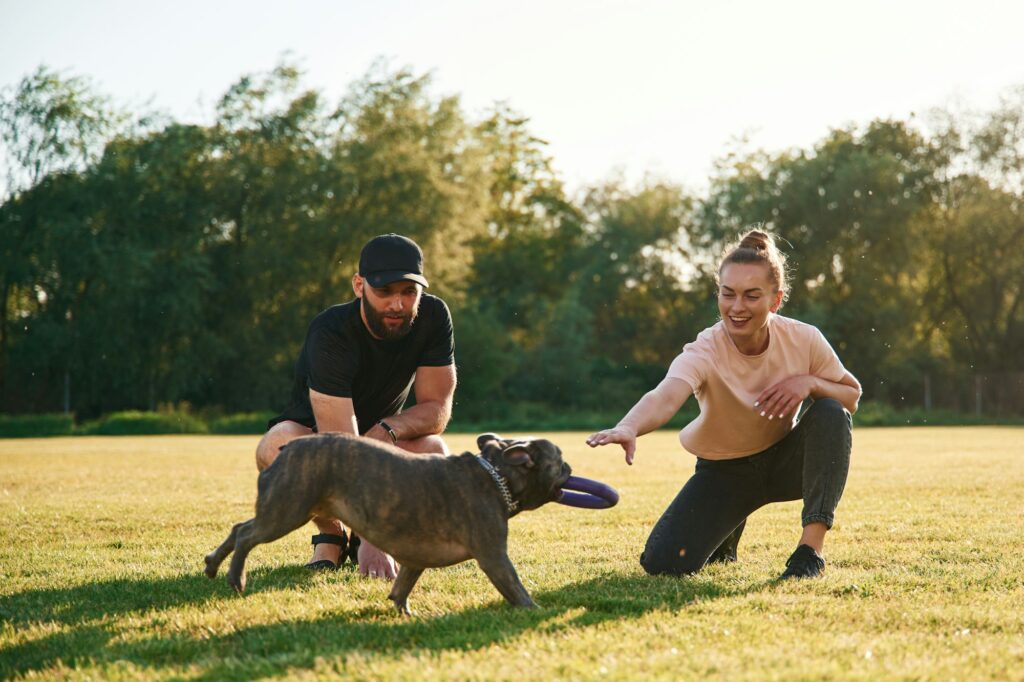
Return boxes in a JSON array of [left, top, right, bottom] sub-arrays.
[[1, 428, 1023, 680]]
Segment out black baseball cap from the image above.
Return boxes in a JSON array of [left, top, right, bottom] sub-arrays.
[[358, 233, 429, 288]]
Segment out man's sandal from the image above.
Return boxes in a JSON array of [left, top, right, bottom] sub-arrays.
[[346, 534, 361, 566], [306, 532, 348, 571]]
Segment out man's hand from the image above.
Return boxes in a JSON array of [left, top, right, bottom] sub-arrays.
[[358, 539, 398, 580], [363, 421, 396, 445], [755, 375, 816, 420], [586, 425, 639, 465]]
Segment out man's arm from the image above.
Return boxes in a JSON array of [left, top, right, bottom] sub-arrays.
[[364, 364, 457, 443], [309, 389, 359, 434]]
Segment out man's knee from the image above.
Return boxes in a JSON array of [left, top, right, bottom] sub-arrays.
[[256, 421, 314, 471], [398, 434, 450, 456]]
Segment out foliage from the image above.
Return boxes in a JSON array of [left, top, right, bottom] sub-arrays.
[[694, 110, 1024, 411], [5, 399, 1020, 438], [852, 400, 1024, 427], [0, 65, 124, 197], [206, 411, 277, 434], [0, 413, 74, 437], [77, 409, 209, 435], [450, 400, 700, 433], [2, 61, 1024, 421], [696, 121, 942, 399]]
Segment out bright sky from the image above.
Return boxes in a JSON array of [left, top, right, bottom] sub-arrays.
[[2, 0, 1023, 191]]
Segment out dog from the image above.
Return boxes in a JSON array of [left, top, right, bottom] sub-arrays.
[[204, 432, 572, 614]]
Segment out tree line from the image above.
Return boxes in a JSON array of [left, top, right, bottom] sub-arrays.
[[2, 61, 1022, 421]]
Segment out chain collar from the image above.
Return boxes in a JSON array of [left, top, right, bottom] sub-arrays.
[[475, 456, 518, 514]]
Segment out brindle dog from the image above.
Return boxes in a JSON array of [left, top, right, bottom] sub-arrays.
[[204, 433, 571, 614]]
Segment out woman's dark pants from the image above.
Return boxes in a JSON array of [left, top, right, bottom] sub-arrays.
[[639, 398, 852, 575]]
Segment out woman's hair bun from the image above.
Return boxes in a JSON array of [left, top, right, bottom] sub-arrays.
[[718, 226, 790, 309], [738, 230, 771, 251]]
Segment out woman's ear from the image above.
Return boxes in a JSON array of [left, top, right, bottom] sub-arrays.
[[770, 288, 784, 313]]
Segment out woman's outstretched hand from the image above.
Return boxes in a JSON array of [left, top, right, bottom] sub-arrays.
[[586, 426, 638, 465]]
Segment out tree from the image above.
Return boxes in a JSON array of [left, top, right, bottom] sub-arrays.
[[0, 66, 122, 411], [465, 104, 583, 337], [928, 177, 1023, 374], [579, 179, 703, 368], [0, 65, 121, 198], [696, 121, 941, 400], [2, 60, 491, 415], [453, 105, 584, 413], [924, 91, 1024, 389]]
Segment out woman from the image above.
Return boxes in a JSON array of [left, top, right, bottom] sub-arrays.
[[587, 230, 861, 578]]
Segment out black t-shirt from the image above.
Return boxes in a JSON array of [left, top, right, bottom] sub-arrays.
[[269, 294, 454, 433]]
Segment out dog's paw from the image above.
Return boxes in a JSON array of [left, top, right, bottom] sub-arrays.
[[388, 591, 413, 616], [227, 572, 246, 594]]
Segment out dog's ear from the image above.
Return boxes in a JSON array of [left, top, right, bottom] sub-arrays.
[[502, 442, 534, 468], [477, 433, 503, 451]]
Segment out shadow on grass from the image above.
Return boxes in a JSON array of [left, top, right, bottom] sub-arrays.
[[0, 563, 305, 677], [1, 568, 774, 679], [0, 564, 308, 626]]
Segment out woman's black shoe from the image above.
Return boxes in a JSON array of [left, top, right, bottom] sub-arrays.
[[780, 544, 825, 579]]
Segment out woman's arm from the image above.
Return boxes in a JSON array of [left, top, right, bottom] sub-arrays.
[[586, 377, 694, 465], [816, 371, 862, 413], [756, 370, 862, 420]]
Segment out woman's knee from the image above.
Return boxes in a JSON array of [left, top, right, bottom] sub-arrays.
[[639, 535, 706, 576], [807, 397, 851, 429], [640, 548, 704, 576], [811, 396, 844, 415]]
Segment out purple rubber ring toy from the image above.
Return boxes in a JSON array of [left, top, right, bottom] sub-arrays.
[[556, 475, 619, 509]]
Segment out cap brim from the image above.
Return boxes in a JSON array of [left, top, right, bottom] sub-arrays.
[[364, 271, 429, 288]]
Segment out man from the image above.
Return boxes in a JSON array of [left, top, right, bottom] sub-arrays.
[[256, 233, 456, 580]]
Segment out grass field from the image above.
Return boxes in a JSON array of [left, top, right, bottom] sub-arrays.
[[1, 428, 1022, 680]]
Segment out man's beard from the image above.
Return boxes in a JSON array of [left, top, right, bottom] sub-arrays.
[[362, 298, 417, 340]]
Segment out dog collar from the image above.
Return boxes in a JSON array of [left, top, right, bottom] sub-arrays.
[[475, 456, 518, 514]]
